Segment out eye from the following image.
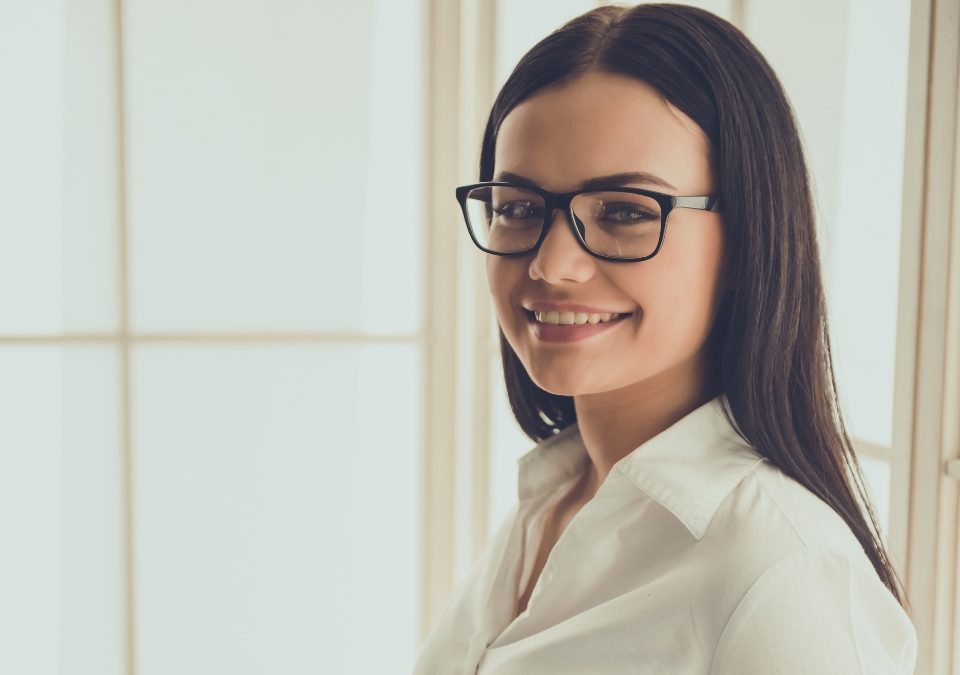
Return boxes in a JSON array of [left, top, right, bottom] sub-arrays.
[[493, 201, 543, 220], [597, 202, 659, 224]]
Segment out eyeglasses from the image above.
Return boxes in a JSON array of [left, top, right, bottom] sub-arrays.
[[455, 181, 721, 262]]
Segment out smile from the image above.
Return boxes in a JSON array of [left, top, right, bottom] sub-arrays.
[[524, 309, 634, 343], [533, 310, 629, 325]]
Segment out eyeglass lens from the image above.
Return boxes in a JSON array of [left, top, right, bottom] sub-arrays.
[[464, 185, 662, 259]]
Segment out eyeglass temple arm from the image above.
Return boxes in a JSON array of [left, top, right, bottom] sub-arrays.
[[673, 195, 721, 211]]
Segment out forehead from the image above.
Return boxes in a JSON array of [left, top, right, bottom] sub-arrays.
[[494, 71, 710, 193]]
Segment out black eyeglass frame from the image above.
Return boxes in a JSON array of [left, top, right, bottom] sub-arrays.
[[455, 181, 722, 263]]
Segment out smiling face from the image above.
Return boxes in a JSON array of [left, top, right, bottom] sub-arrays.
[[487, 70, 727, 399]]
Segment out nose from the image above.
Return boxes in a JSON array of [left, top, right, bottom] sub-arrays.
[[528, 206, 596, 284]]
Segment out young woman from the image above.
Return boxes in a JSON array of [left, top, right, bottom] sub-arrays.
[[414, 4, 917, 673]]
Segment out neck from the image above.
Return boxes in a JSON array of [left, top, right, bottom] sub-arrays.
[[573, 349, 720, 498]]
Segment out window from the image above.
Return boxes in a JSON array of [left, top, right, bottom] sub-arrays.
[[1, 1, 425, 673]]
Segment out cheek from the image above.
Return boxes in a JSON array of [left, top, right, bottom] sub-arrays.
[[486, 257, 523, 323], [616, 234, 722, 327], [647, 240, 724, 341], [485, 257, 507, 306]]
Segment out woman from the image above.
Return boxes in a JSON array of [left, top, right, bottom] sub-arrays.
[[413, 4, 917, 673]]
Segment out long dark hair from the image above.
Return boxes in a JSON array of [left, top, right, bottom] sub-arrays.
[[478, 3, 910, 611]]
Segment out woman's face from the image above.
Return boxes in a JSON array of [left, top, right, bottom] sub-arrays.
[[488, 70, 726, 398]]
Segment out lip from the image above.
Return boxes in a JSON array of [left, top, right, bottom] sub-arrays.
[[523, 308, 634, 343], [523, 301, 635, 315]]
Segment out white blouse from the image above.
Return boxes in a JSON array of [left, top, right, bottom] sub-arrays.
[[412, 394, 918, 674]]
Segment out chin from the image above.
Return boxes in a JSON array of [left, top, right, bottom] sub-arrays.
[[525, 369, 594, 397]]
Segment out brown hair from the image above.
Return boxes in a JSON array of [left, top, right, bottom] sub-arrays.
[[478, 3, 910, 611]]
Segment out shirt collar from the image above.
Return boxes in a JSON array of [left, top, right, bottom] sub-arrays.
[[515, 393, 767, 541]]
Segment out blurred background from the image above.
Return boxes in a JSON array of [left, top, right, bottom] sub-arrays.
[[0, 0, 957, 673]]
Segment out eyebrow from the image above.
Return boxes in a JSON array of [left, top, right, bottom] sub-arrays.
[[492, 170, 677, 192]]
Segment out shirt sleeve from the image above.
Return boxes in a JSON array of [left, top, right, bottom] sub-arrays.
[[707, 546, 918, 675]]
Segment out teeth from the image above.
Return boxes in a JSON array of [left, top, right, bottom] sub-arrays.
[[533, 310, 624, 325]]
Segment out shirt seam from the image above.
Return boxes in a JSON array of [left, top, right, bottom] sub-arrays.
[[705, 470, 823, 673], [705, 545, 811, 675], [752, 467, 811, 548]]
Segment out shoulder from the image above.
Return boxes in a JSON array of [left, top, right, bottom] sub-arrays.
[[703, 461, 917, 674], [707, 544, 917, 674], [706, 456, 879, 571]]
